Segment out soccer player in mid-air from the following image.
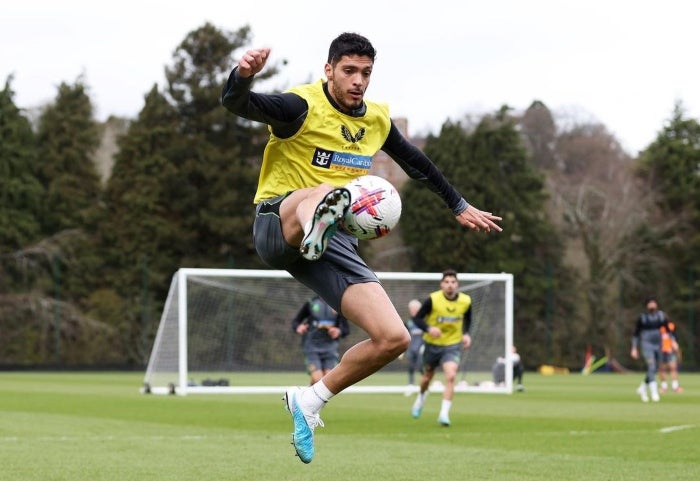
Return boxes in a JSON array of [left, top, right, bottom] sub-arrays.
[[221, 32, 502, 463]]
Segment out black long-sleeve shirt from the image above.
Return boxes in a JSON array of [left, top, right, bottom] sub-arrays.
[[291, 297, 350, 351], [631, 310, 674, 349], [221, 68, 468, 215]]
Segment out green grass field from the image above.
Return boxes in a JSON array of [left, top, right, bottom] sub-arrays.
[[1, 371, 698, 481]]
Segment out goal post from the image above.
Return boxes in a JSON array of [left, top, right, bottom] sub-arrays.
[[143, 268, 514, 395]]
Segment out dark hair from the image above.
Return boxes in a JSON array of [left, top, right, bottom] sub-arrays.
[[441, 269, 458, 281], [645, 296, 658, 305], [327, 32, 376, 65]]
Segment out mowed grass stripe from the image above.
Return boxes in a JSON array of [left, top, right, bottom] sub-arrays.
[[0, 371, 698, 481]]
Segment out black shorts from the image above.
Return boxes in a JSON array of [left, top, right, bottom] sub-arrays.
[[254, 194, 378, 313]]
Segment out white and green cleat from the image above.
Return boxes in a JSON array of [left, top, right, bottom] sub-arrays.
[[300, 188, 350, 261]]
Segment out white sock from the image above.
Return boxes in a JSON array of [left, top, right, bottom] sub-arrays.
[[440, 399, 452, 418], [649, 381, 659, 396], [672, 380, 679, 390], [300, 380, 334, 413], [661, 381, 668, 390], [414, 390, 428, 407]]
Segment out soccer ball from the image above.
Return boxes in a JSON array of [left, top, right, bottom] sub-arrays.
[[342, 175, 402, 240]]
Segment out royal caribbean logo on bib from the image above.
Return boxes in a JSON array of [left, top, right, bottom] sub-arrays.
[[311, 147, 372, 174], [311, 148, 334, 169]]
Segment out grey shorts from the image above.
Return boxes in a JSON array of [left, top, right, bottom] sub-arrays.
[[304, 349, 340, 373], [422, 342, 462, 371], [254, 194, 378, 313], [661, 351, 677, 364]]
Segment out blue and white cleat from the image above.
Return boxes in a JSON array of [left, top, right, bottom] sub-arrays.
[[283, 387, 324, 464], [411, 392, 427, 419], [300, 188, 350, 261], [411, 401, 423, 419]]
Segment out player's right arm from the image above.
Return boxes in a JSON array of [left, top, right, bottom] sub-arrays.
[[410, 299, 440, 338], [630, 314, 642, 359], [221, 48, 307, 137], [291, 302, 311, 332], [236, 48, 271, 78]]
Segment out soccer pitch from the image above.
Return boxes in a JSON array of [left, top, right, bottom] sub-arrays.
[[0, 371, 698, 481]]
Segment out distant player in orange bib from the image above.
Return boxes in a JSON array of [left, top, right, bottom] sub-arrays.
[[658, 321, 683, 394]]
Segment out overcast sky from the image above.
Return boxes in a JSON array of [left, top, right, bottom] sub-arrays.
[[2, 0, 698, 155]]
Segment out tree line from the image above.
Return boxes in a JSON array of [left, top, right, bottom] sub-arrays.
[[1, 23, 698, 370]]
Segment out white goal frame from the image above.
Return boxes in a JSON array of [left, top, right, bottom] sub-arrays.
[[143, 268, 514, 395]]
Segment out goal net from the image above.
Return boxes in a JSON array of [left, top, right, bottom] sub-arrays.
[[143, 269, 514, 395]]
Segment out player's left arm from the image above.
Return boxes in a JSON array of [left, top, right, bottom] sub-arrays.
[[462, 305, 473, 349], [410, 299, 431, 330], [630, 315, 643, 359]]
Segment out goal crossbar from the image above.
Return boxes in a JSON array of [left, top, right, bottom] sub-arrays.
[[143, 269, 514, 395]]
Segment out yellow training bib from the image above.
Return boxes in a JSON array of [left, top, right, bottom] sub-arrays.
[[253, 80, 391, 203]]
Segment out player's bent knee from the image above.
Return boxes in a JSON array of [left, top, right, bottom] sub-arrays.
[[398, 331, 411, 351], [380, 331, 410, 358]]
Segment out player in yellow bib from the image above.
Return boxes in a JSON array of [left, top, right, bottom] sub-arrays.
[[409, 269, 472, 426], [222, 33, 502, 463]]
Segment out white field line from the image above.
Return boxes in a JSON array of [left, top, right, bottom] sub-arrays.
[[658, 424, 696, 434], [2, 425, 695, 443], [569, 424, 697, 436], [0, 434, 212, 442]]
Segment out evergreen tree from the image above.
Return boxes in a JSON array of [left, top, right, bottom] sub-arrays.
[[639, 102, 700, 365], [162, 22, 269, 268], [401, 110, 574, 365], [0, 74, 46, 344], [101, 87, 182, 290], [17, 78, 115, 364], [35, 79, 101, 235], [93, 86, 182, 362], [640, 103, 700, 214], [95, 24, 277, 361], [0, 76, 44, 253]]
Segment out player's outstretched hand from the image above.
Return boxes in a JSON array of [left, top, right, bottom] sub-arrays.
[[456, 205, 503, 233], [237, 48, 271, 78]]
